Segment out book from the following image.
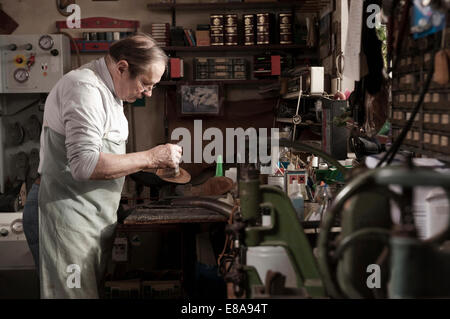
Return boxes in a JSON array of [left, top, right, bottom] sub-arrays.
[[197, 24, 210, 31], [170, 58, 183, 78], [188, 29, 196, 46], [195, 30, 210, 46], [184, 29, 193, 46], [170, 27, 185, 46]]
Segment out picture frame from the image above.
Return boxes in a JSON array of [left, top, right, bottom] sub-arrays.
[[177, 83, 224, 116]]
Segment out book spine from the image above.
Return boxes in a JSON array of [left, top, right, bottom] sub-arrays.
[[210, 14, 224, 27], [188, 30, 196, 46], [184, 29, 193, 46], [170, 58, 181, 78]]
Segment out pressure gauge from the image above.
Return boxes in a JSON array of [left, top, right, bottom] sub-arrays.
[[14, 68, 29, 83], [39, 35, 54, 51]]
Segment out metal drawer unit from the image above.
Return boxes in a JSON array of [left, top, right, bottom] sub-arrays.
[[390, 26, 450, 161]]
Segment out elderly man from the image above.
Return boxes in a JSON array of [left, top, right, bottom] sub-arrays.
[[29, 34, 181, 299]]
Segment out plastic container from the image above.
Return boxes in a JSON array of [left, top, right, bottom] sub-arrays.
[[425, 188, 449, 239], [246, 246, 297, 288], [312, 182, 332, 220], [289, 180, 304, 222], [225, 167, 237, 183]]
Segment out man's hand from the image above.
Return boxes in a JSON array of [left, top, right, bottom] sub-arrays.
[[90, 144, 183, 180], [146, 144, 182, 168]]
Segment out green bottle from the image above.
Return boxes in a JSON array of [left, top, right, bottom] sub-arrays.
[[216, 155, 223, 177]]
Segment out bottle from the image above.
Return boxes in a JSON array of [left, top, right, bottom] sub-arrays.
[[314, 182, 332, 220], [215, 155, 223, 177], [289, 180, 304, 222]]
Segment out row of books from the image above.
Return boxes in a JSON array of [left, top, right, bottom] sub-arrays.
[[151, 15, 295, 48], [150, 23, 170, 47], [157, 25, 210, 47], [194, 57, 248, 80]]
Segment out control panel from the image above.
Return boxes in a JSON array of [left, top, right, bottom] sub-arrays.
[[0, 34, 71, 93]]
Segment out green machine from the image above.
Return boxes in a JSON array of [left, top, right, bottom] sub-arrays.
[[318, 165, 450, 299], [225, 140, 347, 298], [227, 139, 450, 299], [236, 166, 326, 298]]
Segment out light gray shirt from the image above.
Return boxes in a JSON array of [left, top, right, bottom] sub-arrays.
[[38, 57, 129, 181]]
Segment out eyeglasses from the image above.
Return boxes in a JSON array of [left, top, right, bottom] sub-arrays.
[[137, 78, 157, 94]]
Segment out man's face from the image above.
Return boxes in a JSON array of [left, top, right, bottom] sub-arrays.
[[115, 62, 165, 103]]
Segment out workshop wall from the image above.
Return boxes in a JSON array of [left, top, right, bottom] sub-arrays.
[[319, 0, 352, 94], [166, 88, 277, 177], [0, 0, 283, 155], [0, 0, 170, 152]]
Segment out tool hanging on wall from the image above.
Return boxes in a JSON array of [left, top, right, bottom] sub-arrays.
[[433, 26, 449, 85], [335, 51, 345, 93], [291, 83, 302, 143], [56, 0, 76, 16]]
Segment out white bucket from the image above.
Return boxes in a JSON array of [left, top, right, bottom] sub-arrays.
[[246, 246, 297, 288], [425, 188, 449, 239]]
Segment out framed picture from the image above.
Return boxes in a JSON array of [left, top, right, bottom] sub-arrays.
[[178, 83, 223, 116]]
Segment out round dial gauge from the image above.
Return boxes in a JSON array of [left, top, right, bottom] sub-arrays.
[[11, 219, 23, 234], [14, 68, 29, 83], [39, 35, 54, 50]]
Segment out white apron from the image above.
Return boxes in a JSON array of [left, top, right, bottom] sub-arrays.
[[39, 63, 126, 299]]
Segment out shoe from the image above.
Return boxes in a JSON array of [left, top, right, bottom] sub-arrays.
[[182, 176, 234, 196]]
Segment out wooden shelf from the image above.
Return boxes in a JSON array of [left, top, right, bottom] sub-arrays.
[[162, 44, 316, 53], [282, 92, 333, 99], [159, 79, 279, 85], [70, 40, 115, 53], [56, 17, 139, 30], [69, 42, 317, 55], [147, 1, 325, 12]]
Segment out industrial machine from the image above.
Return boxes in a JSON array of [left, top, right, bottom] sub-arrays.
[[0, 35, 71, 299], [0, 34, 71, 192], [318, 164, 450, 299], [221, 139, 450, 299], [0, 212, 39, 298], [222, 139, 347, 298]]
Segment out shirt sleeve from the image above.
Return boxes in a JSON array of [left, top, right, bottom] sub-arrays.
[[61, 81, 106, 181]]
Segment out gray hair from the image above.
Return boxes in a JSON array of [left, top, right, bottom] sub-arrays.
[[107, 33, 168, 78]]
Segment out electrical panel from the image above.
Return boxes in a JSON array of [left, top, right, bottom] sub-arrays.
[[0, 34, 71, 93]]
